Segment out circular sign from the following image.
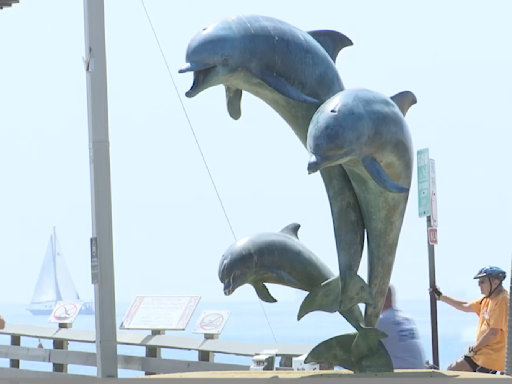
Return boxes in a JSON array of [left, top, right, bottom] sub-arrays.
[[199, 313, 224, 331], [53, 303, 78, 321]]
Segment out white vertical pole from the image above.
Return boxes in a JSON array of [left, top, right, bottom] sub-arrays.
[[83, 0, 118, 378], [505, 256, 512, 375]]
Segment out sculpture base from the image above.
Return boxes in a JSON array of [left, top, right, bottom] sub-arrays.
[[143, 370, 508, 379]]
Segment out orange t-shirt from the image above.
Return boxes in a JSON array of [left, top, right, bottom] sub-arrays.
[[469, 289, 509, 372]]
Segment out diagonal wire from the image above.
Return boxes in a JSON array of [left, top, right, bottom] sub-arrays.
[[140, 0, 278, 344]]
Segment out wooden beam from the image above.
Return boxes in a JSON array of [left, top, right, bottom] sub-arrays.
[[0, 323, 312, 357], [0, 345, 249, 374]]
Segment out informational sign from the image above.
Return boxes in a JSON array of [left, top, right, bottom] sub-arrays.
[[417, 148, 431, 217], [120, 295, 201, 330], [429, 159, 438, 228], [90, 237, 98, 284], [193, 310, 231, 335], [428, 227, 438, 245], [48, 301, 83, 324]]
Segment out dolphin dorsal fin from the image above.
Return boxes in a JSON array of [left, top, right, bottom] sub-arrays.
[[390, 91, 417, 117], [307, 30, 353, 62], [280, 223, 301, 239]]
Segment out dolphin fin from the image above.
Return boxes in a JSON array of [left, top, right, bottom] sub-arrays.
[[279, 222, 301, 239], [298, 272, 374, 320], [304, 332, 393, 373], [297, 276, 340, 320], [256, 71, 320, 104], [253, 283, 277, 303], [307, 30, 353, 62], [390, 91, 417, 117], [351, 327, 388, 361], [361, 156, 409, 193], [225, 86, 243, 120]]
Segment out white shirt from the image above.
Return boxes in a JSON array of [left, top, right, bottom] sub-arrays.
[[376, 307, 426, 369]]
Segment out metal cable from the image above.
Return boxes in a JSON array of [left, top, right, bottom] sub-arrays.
[[140, 0, 278, 344]]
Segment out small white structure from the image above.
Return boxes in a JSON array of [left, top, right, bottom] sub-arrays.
[[292, 354, 320, 371], [249, 349, 278, 371]]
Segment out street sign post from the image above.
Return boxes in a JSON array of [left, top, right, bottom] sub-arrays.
[[417, 148, 439, 369]]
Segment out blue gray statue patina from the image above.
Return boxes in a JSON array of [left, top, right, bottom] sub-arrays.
[[218, 222, 390, 372], [301, 89, 416, 361], [179, 14, 417, 373]]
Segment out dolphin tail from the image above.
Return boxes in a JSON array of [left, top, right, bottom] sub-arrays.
[[351, 326, 388, 361], [304, 332, 393, 373], [297, 272, 373, 321]]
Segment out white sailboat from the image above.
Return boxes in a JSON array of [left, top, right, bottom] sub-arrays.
[[27, 227, 94, 316]]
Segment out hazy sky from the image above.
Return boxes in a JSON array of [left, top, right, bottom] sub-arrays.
[[0, 0, 510, 316]]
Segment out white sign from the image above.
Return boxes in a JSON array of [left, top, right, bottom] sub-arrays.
[[429, 159, 438, 228], [428, 227, 438, 245], [48, 301, 83, 324], [417, 148, 431, 217], [120, 295, 201, 330], [293, 354, 320, 371], [193, 310, 231, 335]]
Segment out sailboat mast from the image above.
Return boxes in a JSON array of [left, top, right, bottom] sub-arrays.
[[83, 0, 118, 378], [52, 226, 62, 302]]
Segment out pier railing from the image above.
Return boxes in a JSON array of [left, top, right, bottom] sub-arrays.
[[0, 323, 319, 378]]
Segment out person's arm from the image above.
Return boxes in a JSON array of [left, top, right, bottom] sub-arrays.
[[430, 286, 478, 313], [439, 295, 475, 312], [473, 329, 500, 352], [0, 314, 5, 330]]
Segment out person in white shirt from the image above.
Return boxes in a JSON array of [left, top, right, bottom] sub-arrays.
[[376, 285, 426, 369]]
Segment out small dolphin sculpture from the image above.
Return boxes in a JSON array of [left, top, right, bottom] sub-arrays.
[[304, 88, 416, 328], [218, 222, 390, 368]]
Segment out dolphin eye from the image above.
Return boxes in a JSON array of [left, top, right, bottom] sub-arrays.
[[221, 55, 230, 66]]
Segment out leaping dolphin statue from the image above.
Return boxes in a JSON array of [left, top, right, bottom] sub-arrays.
[[178, 14, 352, 127], [178, 14, 373, 326], [304, 88, 416, 329], [218, 222, 391, 371]]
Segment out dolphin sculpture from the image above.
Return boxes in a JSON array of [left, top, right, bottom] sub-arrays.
[[218, 222, 391, 371], [179, 13, 373, 323], [178, 14, 352, 129], [304, 88, 416, 329]]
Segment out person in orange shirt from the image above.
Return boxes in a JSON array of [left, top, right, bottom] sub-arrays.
[[430, 266, 508, 374]]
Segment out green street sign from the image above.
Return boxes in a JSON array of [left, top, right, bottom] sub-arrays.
[[417, 148, 431, 217]]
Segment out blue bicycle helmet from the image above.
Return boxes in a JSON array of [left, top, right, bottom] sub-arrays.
[[473, 266, 507, 281], [474, 266, 507, 299]]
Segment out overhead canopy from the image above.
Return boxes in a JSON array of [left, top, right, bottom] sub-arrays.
[[0, 1, 19, 9]]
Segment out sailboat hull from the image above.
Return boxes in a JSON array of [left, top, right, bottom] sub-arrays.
[[27, 301, 95, 316]]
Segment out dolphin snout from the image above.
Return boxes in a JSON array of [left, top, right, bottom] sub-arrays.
[[178, 62, 214, 74], [307, 154, 322, 174]]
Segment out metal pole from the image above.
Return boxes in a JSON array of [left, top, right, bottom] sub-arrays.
[[504, 256, 512, 375], [427, 215, 440, 369], [83, 0, 118, 378]]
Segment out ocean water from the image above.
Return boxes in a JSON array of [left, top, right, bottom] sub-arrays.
[[0, 298, 478, 377]]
